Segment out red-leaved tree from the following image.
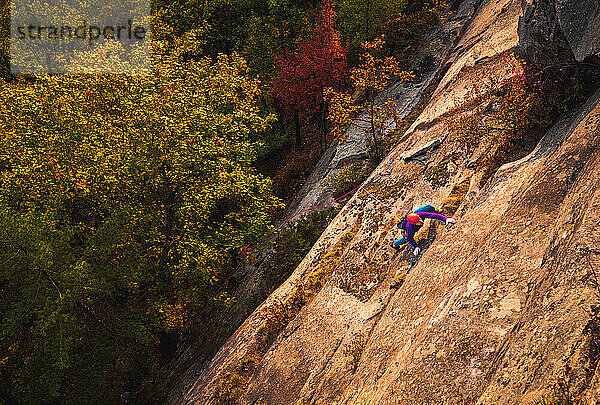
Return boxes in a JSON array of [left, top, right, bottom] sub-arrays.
[[272, 0, 349, 150]]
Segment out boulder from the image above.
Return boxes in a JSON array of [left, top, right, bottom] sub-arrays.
[[518, 0, 600, 65]]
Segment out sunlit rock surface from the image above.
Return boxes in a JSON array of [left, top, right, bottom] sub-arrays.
[[171, 0, 600, 403]]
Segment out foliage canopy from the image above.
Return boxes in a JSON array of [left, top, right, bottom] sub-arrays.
[[0, 51, 282, 402]]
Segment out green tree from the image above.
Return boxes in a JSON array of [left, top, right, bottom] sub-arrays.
[[0, 50, 282, 403], [337, 0, 406, 57]]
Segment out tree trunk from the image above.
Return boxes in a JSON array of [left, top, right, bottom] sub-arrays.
[[317, 99, 325, 152], [274, 99, 286, 138], [160, 162, 177, 287], [370, 102, 380, 160], [294, 109, 301, 150], [322, 99, 328, 147]]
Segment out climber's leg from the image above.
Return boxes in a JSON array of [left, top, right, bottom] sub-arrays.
[[391, 237, 407, 250], [414, 204, 436, 213]]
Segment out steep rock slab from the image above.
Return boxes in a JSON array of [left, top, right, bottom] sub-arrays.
[[177, 0, 525, 403], [339, 89, 600, 405], [475, 89, 600, 403], [213, 0, 530, 403], [238, 85, 600, 405], [174, 0, 600, 403]]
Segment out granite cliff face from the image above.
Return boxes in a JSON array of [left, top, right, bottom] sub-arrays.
[[172, 0, 600, 403]]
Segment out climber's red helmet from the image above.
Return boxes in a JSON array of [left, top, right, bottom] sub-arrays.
[[406, 213, 424, 226]]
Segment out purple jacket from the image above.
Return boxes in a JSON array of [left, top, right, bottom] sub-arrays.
[[402, 212, 448, 248]]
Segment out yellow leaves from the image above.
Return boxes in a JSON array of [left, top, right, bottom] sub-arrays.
[[0, 52, 283, 390], [324, 87, 359, 141], [360, 35, 385, 52], [350, 35, 415, 94], [157, 301, 188, 330]]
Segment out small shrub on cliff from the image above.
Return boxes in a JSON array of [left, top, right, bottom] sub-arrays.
[[214, 351, 261, 404], [344, 332, 368, 372], [424, 159, 451, 189], [447, 111, 485, 154], [489, 58, 600, 159], [328, 162, 369, 197], [532, 365, 579, 405]]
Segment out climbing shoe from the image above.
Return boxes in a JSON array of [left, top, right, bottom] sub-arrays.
[[390, 241, 400, 251]]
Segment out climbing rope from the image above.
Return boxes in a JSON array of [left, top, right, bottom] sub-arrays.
[[361, 187, 394, 210], [242, 183, 364, 257], [276, 183, 364, 230], [360, 186, 410, 223], [242, 181, 408, 258]]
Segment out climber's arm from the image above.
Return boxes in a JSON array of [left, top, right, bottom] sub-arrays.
[[418, 212, 448, 222]]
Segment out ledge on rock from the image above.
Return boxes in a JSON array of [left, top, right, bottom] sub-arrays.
[[401, 136, 446, 163]]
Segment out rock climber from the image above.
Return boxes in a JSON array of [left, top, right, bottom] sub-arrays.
[[391, 206, 455, 256]]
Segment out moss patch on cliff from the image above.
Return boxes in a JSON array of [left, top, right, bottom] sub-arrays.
[[343, 332, 368, 372], [423, 154, 461, 189], [390, 273, 406, 289], [328, 161, 375, 198], [339, 216, 399, 301], [367, 175, 415, 204], [339, 262, 387, 301], [440, 177, 471, 217]]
